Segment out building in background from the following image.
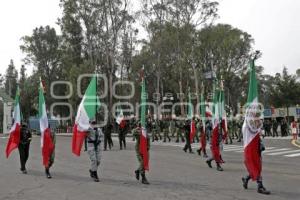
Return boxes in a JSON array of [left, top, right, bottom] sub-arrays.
[[0, 89, 13, 134]]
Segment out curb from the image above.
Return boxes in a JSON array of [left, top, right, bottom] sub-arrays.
[[291, 140, 300, 148]]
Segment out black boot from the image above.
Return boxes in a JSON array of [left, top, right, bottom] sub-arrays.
[[45, 168, 52, 179], [141, 173, 149, 184], [216, 163, 224, 171], [257, 181, 270, 195], [135, 170, 140, 180], [206, 160, 212, 168], [93, 171, 100, 182], [197, 149, 201, 156], [242, 176, 250, 189], [89, 169, 94, 178], [20, 168, 27, 174]]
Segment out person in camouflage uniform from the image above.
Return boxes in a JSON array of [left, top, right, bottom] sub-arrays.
[[132, 122, 150, 184], [151, 119, 162, 142], [175, 119, 185, 143], [86, 120, 103, 182], [45, 129, 56, 179], [169, 119, 176, 138], [237, 117, 243, 142], [161, 118, 171, 142], [226, 119, 234, 144]]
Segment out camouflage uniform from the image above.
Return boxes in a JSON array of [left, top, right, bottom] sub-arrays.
[[175, 120, 185, 143], [151, 119, 161, 142], [169, 119, 176, 137], [161, 119, 171, 142], [86, 127, 103, 182], [226, 120, 233, 144]]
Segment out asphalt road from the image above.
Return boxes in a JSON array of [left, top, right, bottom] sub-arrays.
[[0, 136, 299, 200]]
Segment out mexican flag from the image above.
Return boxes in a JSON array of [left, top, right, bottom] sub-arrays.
[[211, 84, 222, 163], [140, 68, 149, 171], [5, 86, 21, 158], [200, 91, 206, 132], [72, 75, 100, 156], [242, 59, 262, 181], [116, 106, 126, 129], [39, 78, 54, 167], [219, 81, 228, 141], [200, 90, 207, 150], [188, 88, 196, 142]]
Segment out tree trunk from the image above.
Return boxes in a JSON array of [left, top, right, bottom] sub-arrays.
[[179, 71, 185, 117], [193, 66, 200, 116]]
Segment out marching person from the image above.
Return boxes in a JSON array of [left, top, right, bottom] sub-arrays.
[[206, 120, 226, 171], [133, 122, 150, 184], [18, 122, 32, 174], [45, 127, 56, 179], [197, 120, 208, 158], [183, 119, 194, 153], [241, 58, 270, 195], [242, 117, 270, 194], [86, 120, 103, 182]]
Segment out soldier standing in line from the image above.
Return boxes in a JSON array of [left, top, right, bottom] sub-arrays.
[[133, 122, 150, 184], [237, 117, 243, 142], [151, 119, 161, 142], [103, 120, 113, 151], [162, 117, 171, 142], [272, 119, 278, 137], [226, 119, 233, 144], [169, 118, 176, 138], [18, 122, 32, 174], [175, 119, 185, 143], [232, 117, 238, 140], [86, 120, 103, 182]]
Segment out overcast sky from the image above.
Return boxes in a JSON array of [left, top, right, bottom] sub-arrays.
[[0, 0, 299, 77]]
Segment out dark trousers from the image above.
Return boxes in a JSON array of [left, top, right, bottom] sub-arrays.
[[119, 131, 126, 149], [183, 133, 192, 152], [104, 133, 113, 150], [18, 143, 30, 170], [272, 128, 278, 137]]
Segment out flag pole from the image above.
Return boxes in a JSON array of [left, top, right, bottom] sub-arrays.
[[95, 67, 98, 125]]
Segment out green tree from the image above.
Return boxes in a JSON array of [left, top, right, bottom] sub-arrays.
[[20, 25, 62, 106], [270, 67, 300, 114], [4, 59, 18, 97]]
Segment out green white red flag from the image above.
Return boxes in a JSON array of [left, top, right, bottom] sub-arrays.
[[39, 78, 54, 167], [242, 59, 263, 180], [72, 75, 100, 156], [140, 68, 149, 171], [5, 86, 21, 158]]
